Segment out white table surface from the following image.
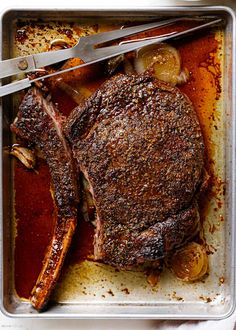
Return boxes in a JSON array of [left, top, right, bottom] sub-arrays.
[[0, 0, 235, 328], [0, 314, 236, 329]]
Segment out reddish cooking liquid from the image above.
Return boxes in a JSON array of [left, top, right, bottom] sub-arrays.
[[14, 160, 54, 298], [14, 21, 221, 299]]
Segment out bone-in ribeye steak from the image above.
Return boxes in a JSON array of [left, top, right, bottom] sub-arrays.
[[11, 88, 78, 311], [65, 74, 204, 269]]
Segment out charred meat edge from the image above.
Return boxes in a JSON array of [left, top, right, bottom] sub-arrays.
[[11, 88, 78, 311]]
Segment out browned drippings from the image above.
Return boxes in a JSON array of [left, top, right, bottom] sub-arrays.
[[13, 20, 223, 299], [14, 159, 54, 298]]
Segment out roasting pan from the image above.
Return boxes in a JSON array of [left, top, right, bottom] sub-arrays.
[[0, 5, 235, 319]]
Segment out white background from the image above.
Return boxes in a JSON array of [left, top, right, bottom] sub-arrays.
[[0, 0, 235, 329]]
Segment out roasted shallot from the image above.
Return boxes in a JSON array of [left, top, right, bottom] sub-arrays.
[[134, 43, 189, 86], [170, 242, 208, 282]]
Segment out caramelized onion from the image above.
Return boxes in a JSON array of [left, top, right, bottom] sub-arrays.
[[48, 57, 99, 85], [56, 79, 91, 104], [147, 271, 160, 287], [170, 242, 208, 281], [134, 43, 183, 85], [81, 175, 96, 226], [107, 54, 124, 75], [124, 58, 135, 75]]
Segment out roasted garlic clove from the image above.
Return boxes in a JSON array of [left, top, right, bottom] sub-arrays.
[[107, 54, 124, 75], [170, 242, 208, 282], [10, 145, 36, 169], [50, 38, 69, 50]]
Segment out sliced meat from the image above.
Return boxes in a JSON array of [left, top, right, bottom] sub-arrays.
[[65, 73, 204, 269], [11, 88, 78, 311]]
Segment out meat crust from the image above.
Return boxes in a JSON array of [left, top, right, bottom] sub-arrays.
[[65, 74, 204, 269]]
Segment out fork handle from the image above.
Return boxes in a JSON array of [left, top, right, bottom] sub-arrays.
[[0, 78, 31, 97], [0, 48, 74, 79], [33, 48, 73, 69], [0, 55, 36, 79]]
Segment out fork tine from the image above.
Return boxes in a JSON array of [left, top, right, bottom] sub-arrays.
[[87, 18, 222, 62], [84, 17, 188, 44], [84, 16, 220, 45]]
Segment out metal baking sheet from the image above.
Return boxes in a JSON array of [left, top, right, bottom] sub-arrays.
[[0, 6, 235, 319]]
